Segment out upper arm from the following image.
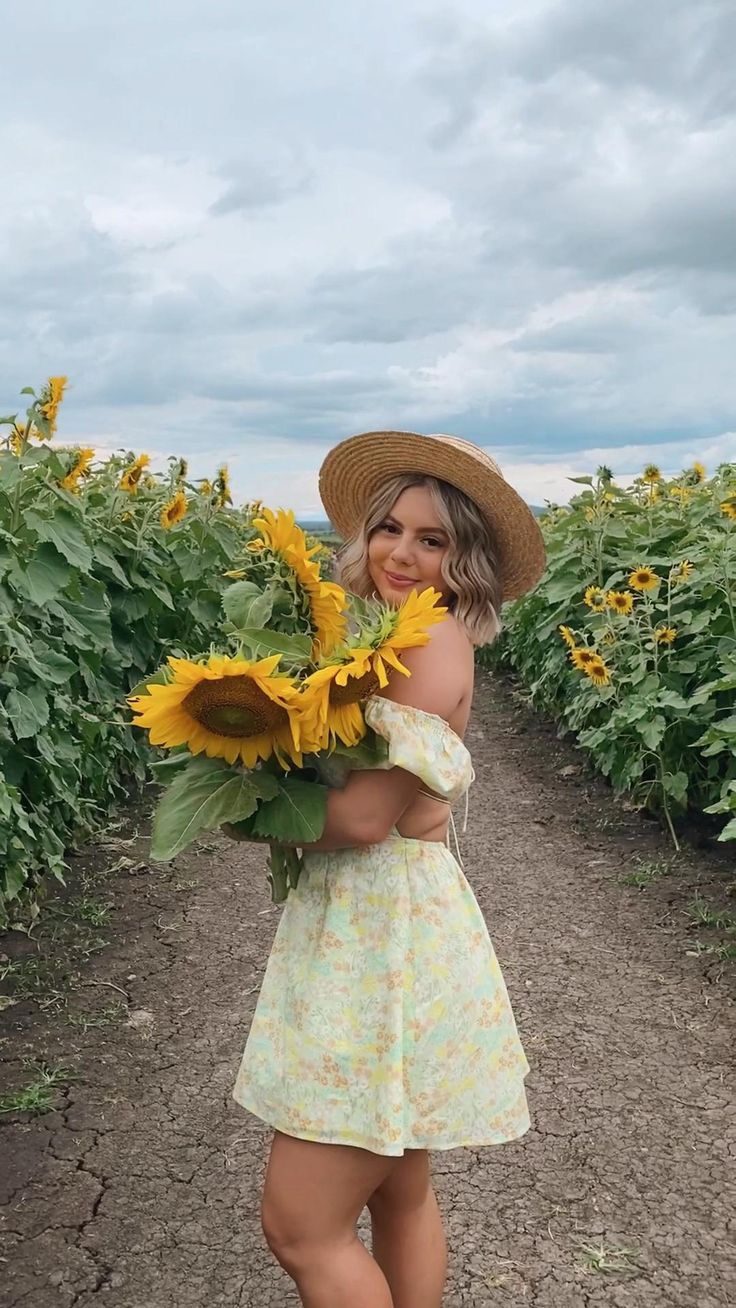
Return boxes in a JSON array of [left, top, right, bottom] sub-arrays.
[[382, 617, 466, 721]]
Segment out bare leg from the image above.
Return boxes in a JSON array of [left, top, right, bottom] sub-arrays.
[[261, 1131, 398, 1308], [368, 1149, 447, 1308]]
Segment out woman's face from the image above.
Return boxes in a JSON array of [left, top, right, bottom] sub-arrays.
[[367, 484, 452, 605]]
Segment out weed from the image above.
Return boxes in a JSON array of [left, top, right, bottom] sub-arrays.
[[67, 1002, 126, 1031], [687, 894, 736, 932], [0, 955, 79, 1012], [576, 1242, 640, 1275], [621, 855, 676, 889], [0, 1060, 70, 1115]]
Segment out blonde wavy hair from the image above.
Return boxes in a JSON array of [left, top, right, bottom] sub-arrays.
[[336, 473, 503, 646]]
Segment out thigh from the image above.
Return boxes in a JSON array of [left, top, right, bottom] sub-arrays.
[[263, 1131, 399, 1243], [367, 1148, 432, 1215]]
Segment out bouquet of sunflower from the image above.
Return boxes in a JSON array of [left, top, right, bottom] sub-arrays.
[[127, 506, 446, 901]]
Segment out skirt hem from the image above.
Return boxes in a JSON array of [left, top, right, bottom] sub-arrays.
[[233, 1091, 531, 1157]]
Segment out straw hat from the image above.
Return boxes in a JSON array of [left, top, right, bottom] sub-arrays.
[[319, 430, 546, 601]]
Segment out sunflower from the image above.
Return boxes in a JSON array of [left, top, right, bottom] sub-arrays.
[[120, 453, 151, 493], [302, 587, 448, 748], [558, 625, 576, 648], [571, 647, 598, 671], [200, 478, 213, 497], [583, 585, 607, 611], [252, 507, 347, 657], [59, 446, 95, 493], [214, 464, 232, 508], [669, 485, 691, 502], [628, 566, 659, 592], [160, 490, 188, 529], [642, 464, 661, 484], [671, 559, 694, 584], [9, 427, 24, 455], [40, 375, 68, 434], [721, 497, 736, 522], [128, 652, 309, 769], [655, 626, 677, 645], [585, 657, 611, 686], [691, 461, 706, 483], [606, 590, 634, 615]]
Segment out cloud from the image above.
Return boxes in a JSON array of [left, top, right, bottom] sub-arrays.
[[0, 0, 734, 516]]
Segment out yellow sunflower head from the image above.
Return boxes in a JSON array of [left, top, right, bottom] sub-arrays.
[[127, 652, 308, 769], [628, 566, 659, 592], [585, 657, 611, 686], [214, 464, 232, 507], [654, 626, 677, 645], [161, 489, 188, 530], [606, 590, 634, 615], [641, 464, 661, 484], [583, 585, 607, 611], [558, 625, 576, 648], [720, 497, 736, 522], [571, 647, 598, 671], [300, 657, 375, 750], [39, 375, 68, 434], [670, 559, 694, 584], [120, 453, 151, 493], [252, 506, 348, 658], [690, 461, 706, 483], [59, 447, 95, 493], [200, 479, 213, 497]]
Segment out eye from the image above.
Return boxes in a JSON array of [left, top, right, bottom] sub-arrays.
[[378, 521, 399, 533], [423, 537, 444, 549]]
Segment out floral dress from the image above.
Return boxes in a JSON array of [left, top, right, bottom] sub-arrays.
[[233, 696, 530, 1156]]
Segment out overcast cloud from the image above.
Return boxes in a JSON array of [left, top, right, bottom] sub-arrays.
[[1, 0, 734, 512]]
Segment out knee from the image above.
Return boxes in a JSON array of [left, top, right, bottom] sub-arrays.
[[261, 1196, 303, 1273]]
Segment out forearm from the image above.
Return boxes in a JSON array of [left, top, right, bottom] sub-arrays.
[[301, 781, 380, 851]]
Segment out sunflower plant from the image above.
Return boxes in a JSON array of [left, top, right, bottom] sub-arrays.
[[128, 506, 448, 901]]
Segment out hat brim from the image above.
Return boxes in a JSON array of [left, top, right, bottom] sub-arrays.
[[319, 430, 546, 601]]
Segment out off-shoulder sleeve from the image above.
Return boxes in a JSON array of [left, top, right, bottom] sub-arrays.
[[363, 696, 474, 804]]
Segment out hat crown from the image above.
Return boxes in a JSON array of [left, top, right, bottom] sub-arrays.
[[425, 433, 503, 479]]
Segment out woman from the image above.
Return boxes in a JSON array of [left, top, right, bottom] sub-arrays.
[[231, 431, 546, 1308]]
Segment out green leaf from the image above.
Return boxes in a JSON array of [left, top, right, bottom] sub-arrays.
[[150, 757, 279, 860], [0, 455, 22, 490], [568, 475, 594, 486], [5, 685, 49, 739], [9, 543, 71, 605], [222, 580, 264, 626], [30, 649, 78, 684], [236, 628, 313, 662], [251, 776, 327, 843], [637, 714, 667, 750], [25, 508, 93, 572]]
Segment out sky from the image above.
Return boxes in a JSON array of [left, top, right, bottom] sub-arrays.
[[2, 0, 735, 514]]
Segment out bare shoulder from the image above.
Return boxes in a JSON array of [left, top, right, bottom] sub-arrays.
[[384, 613, 474, 719]]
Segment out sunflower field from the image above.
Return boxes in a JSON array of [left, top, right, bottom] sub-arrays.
[[481, 460, 736, 846], [0, 378, 250, 925]]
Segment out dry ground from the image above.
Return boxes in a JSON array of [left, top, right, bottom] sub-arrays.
[[1, 669, 735, 1307]]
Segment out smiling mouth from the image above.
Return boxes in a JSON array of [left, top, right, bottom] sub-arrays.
[[385, 571, 418, 583]]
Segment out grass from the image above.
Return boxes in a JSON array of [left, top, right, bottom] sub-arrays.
[[576, 1242, 640, 1275], [67, 1002, 127, 1031], [0, 1060, 70, 1116], [620, 855, 676, 889], [687, 894, 736, 932]]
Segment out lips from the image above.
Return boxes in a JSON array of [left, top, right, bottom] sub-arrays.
[[385, 570, 418, 585]]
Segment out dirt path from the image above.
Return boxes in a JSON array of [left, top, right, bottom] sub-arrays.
[[1, 670, 734, 1307]]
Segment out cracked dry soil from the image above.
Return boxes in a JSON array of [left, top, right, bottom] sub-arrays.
[[1, 669, 735, 1308]]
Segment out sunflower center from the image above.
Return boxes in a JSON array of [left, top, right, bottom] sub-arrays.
[[329, 669, 380, 706], [183, 676, 288, 738]]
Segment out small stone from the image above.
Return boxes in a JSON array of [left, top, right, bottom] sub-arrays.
[[108, 1271, 125, 1288], [126, 1008, 154, 1028], [126, 974, 137, 981], [48, 1271, 65, 1287]]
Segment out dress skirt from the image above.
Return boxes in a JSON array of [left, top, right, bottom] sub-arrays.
[[233, 832, 530, 1156]]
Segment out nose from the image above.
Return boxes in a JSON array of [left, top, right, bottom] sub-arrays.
[[389, 534, 416, 567]]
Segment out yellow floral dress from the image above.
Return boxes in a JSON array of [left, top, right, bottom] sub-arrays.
[[232, 696, 530, 1156]]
